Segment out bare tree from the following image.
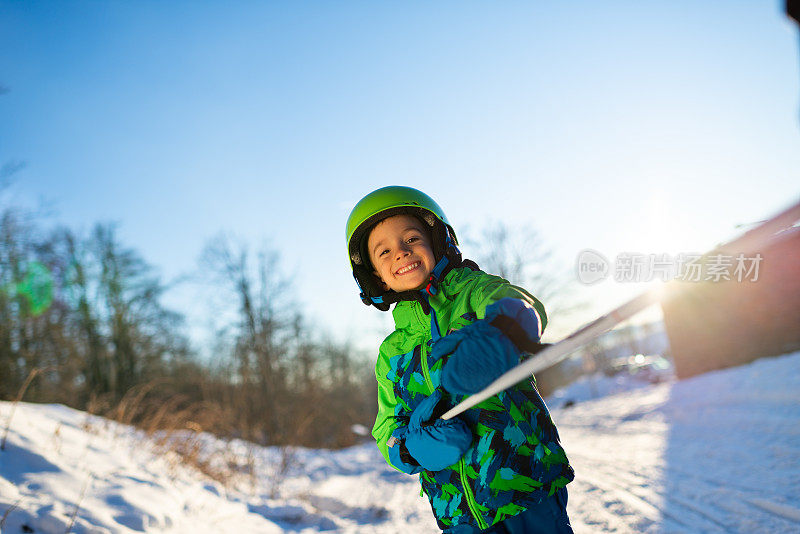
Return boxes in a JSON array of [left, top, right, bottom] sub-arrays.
[[200, 235, 296, 443], [0, 189, 376, 450], [61, 228, 110, 396], [462, 220, 585, 326], [198, 234, 377, 448]]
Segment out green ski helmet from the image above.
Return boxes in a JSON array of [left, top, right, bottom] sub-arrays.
[[346, 186, 464, 311]]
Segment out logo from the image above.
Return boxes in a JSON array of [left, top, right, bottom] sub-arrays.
[[576, 249, 610, 285]]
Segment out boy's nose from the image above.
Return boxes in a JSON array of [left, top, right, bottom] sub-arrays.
[[395, 245, 411, 259]]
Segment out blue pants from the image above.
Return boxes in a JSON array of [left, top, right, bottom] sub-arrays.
[[445, 488, 573, 534]]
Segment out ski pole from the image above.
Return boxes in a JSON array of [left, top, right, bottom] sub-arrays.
[[440, 291, 660, 420], [441, 197, 800, 421]]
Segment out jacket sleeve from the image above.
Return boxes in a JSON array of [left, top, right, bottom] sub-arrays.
[[371, 341, 423, 475], [469, 273, 548, 336]]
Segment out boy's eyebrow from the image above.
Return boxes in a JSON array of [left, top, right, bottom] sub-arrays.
[[371, 226, 424, 256]]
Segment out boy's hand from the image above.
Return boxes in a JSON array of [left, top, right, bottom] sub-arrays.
[[403, 390, 472, 471], [435, 298, 541, 395], [483, 297, 542, 351], [435, 320, 519, 395]]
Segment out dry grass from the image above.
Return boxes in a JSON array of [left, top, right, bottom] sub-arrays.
[[1, 366, 57, 451], [267, 445, 298, 499], [86, 384, 259, 489], [73, 379, 336, 497], [51, 422, 63, 455], [0, 499, 22, 530], [65, 473, 92, 534]]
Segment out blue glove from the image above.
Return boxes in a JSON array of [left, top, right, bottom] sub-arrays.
[[483, 298, 542, 349], [386, 426, 423, 475], [436, 320, 519, 395], [403, 390, 472, 471], [435, 298, 542, 396]]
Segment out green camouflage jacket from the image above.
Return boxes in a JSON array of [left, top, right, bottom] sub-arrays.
[[372, 266, 574, 531]]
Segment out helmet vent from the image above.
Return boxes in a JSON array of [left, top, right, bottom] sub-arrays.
[[423, 213, 436, 227], [351, 252, 362, 265]]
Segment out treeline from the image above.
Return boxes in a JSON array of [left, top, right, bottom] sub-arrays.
[[0, 195, 375, 449]]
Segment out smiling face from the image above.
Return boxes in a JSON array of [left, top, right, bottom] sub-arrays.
[[367, 214, 436, 293]]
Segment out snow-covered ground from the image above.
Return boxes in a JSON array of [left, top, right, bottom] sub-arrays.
[[1, 351, 799, 533]]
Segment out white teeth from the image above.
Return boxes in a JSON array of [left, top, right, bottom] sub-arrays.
[[397, 262, 420, 275]]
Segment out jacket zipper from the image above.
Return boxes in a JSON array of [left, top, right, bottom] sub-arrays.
[[420, 341, 434, 392], [459, 458, 488, 530], [418, 303, 436, 392], [419, 314, 487, 531]]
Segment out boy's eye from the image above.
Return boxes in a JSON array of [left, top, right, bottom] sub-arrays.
[[407, 236, 419, 243], [379, 249, 389, 256]]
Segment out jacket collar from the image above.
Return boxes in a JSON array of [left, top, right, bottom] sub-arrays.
[[391, 267, 471, 332]]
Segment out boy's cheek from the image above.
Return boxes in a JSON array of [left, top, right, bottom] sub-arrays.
[[372, 271, 389, 290]]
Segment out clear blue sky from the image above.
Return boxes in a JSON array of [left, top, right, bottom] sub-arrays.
[[2, 1, 798, 352]]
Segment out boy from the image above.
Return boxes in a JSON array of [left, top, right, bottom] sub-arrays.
[[346, 186, 574, 533]]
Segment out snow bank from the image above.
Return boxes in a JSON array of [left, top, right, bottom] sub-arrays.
[[0, 402, 435, 533], [1, 351, 798, 533], [558, 351, 800, 533]]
